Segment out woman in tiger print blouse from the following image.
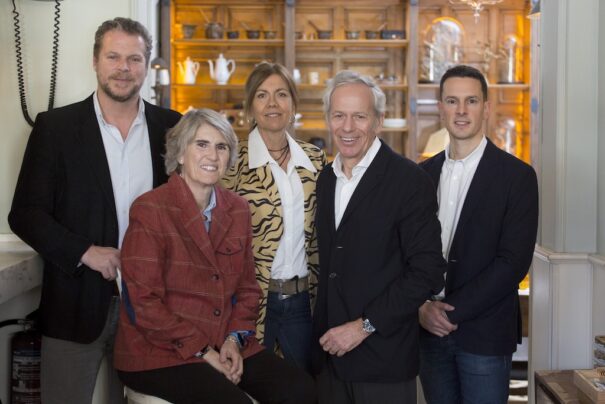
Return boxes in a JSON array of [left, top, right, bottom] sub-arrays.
[[223, 62, 326, 372]]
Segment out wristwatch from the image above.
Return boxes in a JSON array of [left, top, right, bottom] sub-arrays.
[[193, 345, 211, 359], [361, 317, 376, 334]]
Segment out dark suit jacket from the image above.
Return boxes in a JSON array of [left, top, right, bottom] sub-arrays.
[[420, 139, 539, 356], [8, 95, 181, 344], [114, 174, 264, 372], [312, 141, 446, 382]]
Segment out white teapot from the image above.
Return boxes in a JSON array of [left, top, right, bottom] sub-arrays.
[[208, 54, 235, 85], [177, 57, 200, 85]]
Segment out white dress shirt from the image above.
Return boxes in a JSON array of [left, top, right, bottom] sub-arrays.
[[332, 136, 381, 229], [248, 128, 317, 280], [93, 92, 153, 248], [435, 136, 487, 298]]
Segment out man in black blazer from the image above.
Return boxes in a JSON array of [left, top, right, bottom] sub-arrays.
[[8, 18, 181, 404], [312, 70, 446, 403], [418, 65, 538, 404]]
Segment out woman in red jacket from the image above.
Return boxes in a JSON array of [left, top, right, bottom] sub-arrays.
[[113, 109, 315, 403]]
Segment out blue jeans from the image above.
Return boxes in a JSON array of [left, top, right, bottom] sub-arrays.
[[263, 291, 312, 372], [419, 332, 512, 404]]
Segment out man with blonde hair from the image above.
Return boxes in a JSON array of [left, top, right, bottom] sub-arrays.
[[9, 17, 180, 403]]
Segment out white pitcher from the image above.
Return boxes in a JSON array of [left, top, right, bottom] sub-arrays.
[[177, 57, 200, 85], [208, 54, 235, 85]]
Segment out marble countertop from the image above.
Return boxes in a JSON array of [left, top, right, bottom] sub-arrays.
[[0, 236, 43, 305]]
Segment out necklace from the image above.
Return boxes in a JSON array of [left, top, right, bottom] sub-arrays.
[[267, 143, 289, 152], [269, 142, 290, 167]]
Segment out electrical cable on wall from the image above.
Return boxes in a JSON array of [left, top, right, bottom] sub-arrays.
[[11, 0, 62, 127]]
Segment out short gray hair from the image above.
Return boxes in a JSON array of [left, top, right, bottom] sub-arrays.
[[164, 109, 238, 175], [323, 70, 386, 118]]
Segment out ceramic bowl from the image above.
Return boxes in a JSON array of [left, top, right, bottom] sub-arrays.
[[181, 24, 197, 39], [365, 30, 379, 40], [246, 30, 260, 39], [205, 22, 224, 39], [317, 30, 332, 40], [263, 30, 277, 39], [345, 31, 360, 40]]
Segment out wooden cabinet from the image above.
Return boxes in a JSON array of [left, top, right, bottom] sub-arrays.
[[167, 0, 411, 157]]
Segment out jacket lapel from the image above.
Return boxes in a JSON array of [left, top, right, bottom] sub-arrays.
[[256, 165, 284, 225], [77, 95, 118, 222], [322, 165, 338, 235], [172, 175, 220, 269], [298, 164, 316, 248], [425, 151, 446, 187], [337, 141, 388, 230], [209, 187, 233, 251], [450, 140, 499, 246], [144, 101, 169, 187]]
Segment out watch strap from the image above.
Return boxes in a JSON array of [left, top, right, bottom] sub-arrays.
[[194, 345, 211, 359], [362, 317, 376, 334]]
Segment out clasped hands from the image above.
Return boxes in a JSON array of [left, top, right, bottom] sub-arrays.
[[204, 338, 243, 384], [419, 300, 458, 337]]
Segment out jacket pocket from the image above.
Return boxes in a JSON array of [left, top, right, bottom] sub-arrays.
[[216, 237, 244, 274]]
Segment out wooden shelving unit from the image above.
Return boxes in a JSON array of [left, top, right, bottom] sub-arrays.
[[294, 39, 408, 48], [167, 0, 412, 158], [173, 39, 285, 47], [165, 0, 531, 161]]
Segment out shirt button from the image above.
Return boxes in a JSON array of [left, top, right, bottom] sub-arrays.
[[329, 272, 337, 279], [214, 309, 221, 316], [211, 274, 219, 281]]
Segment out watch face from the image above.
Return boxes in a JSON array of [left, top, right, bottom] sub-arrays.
[[362, 318, 376, 333]]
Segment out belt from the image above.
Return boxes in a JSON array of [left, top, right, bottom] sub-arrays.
[[268, 276, 309, 296]]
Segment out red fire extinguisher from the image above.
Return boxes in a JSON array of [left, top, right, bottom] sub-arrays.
[[10, 320, 41, 404]]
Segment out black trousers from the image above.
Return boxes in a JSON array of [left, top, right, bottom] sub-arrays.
[[118, 349, 317, 404], [316, 359, 416, 404]]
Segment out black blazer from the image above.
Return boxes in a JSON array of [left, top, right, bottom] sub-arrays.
[[312, 141, 446, 382], [8, 95, 181, 343], [420, 140, 539, 356]]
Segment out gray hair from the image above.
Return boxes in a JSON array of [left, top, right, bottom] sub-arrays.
[[94, 17, 153, 65], [164, 109, 238, 175], [322, 70, 386, 118]]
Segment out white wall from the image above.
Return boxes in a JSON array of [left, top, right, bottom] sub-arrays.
[[599, 1, 605, 256], [0, 0, 159, 234]]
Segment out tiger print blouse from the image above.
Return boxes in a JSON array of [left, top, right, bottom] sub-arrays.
[[222, 136, 327, 343]]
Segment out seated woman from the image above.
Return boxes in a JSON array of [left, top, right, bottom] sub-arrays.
[[113, 109, 316, 404]]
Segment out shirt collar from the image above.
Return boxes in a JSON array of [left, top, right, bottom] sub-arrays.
[[333, 136, 381, 179], [202, 186, 217, 229], [444, 136, 487, 166], [93, 91, 145, 127], [248, 127, 316, 172]]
